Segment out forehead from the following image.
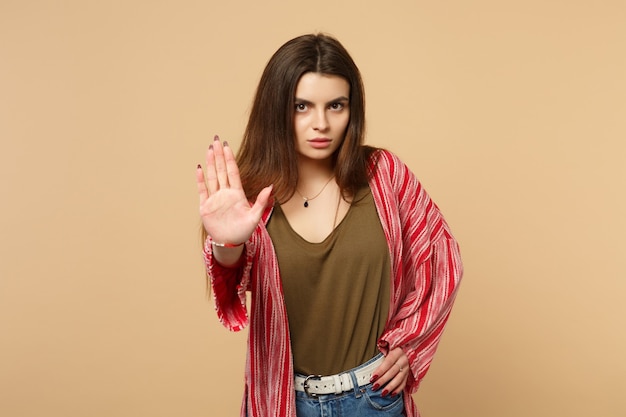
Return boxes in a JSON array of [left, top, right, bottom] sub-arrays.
[[295, 72, 350, 99]]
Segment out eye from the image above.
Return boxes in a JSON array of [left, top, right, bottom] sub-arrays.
[[329, 102, 345, 111], [295, 103, 308, 112]]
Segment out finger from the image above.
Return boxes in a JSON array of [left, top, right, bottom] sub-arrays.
[[371, 349, 403, 382], [205, 142, 218, 195], [375, 361, 408, 397], [196, 164, 209, 204], [380, 349, 409, 396], [223, 141, 243, 190], [370, 347, 409, 392], [387, 362, 409, 395], [384, 371, 408, 397], [212, 135, 229, 189], [373, 362, 402, 387]]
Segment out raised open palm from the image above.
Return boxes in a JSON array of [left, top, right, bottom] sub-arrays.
[[196, 136, 273, 246]]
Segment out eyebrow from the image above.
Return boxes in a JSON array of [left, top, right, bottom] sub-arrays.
[[294, 96, 350, 105]]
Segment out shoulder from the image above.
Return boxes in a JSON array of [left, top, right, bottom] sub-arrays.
[[368, 148, 400, 167], [368, 148, 418, 187]]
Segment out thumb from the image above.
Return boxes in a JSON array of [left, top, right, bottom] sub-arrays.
[[249, 185, 274, 218]]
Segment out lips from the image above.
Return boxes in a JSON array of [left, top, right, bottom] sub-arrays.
[[308, 138, 332, 149]]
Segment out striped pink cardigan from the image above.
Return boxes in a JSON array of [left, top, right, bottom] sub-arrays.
[[204, 149, 463, 417]]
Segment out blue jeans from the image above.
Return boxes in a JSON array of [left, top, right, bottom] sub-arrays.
[[295, 354, 405, 417]]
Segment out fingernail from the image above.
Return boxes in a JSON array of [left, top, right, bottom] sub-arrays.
[[209, 144, 213, 150], [381, 389, 388, 397], [197, 164, 201, 169], [214, 135, 220, 141], [223, 141, 229, 147], [370, 374, 378, 383], [372, 384, 380, 391]]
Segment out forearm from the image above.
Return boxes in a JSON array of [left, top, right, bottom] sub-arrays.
[[203, 239, 250, 332]]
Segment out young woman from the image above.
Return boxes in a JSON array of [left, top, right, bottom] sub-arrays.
[[196, 33, 462, 417]]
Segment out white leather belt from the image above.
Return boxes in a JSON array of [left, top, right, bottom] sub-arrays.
[[294, 355, 384, 397]]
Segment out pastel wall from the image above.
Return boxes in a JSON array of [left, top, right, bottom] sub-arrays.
[[1, 1, 624, 416]]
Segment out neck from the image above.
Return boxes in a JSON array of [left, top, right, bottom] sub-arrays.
[[295, 157, 336, 200], [296, 156, 334, 182]]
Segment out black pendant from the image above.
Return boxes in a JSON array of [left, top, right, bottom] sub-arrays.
[[303, 201, 309, 208]]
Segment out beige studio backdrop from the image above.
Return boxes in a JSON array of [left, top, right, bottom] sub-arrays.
[[1, 1, 625, 416]]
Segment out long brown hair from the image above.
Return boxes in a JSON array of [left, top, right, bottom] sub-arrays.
[[237, 33, 377, 204]]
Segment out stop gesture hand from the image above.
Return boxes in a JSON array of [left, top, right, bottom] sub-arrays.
[[196, 136, 273, 262]]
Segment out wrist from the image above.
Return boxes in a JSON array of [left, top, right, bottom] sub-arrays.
[[206, 238, 246, 268], [211, 241, 245, 248]]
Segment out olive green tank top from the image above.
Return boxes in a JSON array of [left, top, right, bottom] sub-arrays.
[[266, 186, 391, 376]]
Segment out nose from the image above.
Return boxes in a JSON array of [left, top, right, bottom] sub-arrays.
[[312, 109, 329, 131]]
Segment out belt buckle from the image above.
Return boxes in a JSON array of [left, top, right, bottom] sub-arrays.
[[303, 374, 323, 397]]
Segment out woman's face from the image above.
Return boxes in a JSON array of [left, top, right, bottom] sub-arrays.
[[293, 72, 350, 162]]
